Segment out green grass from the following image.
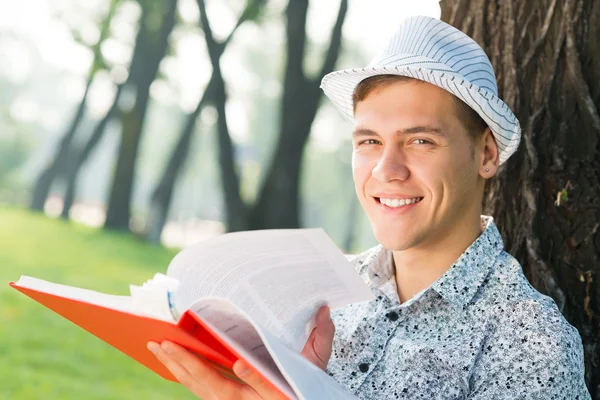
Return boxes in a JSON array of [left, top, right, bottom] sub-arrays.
[[0, 206, 196, 400]]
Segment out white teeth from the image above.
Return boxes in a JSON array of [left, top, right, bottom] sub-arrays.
[[379, 197, 422, 208]]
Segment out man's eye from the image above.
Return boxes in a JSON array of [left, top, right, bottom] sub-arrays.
[[414, 139, 434, 145], [360, 139, 380, 145]]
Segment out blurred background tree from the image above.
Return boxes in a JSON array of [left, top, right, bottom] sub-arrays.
[[3, 0, 427, 249], [29, 0, 120, 213], [104, 0, 178, 230], [145, 0, 268, 243], [245, 0, 347, 230]]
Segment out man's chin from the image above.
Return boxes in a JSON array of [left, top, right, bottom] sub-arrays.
[[373, 231, 414, 252]]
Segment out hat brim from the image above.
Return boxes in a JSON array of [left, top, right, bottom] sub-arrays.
[[321, 64, 521, 165]]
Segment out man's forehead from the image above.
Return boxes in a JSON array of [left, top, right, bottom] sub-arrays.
[[354, 82, 458, 118]]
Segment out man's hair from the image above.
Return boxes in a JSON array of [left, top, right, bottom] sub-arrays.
[[352, 75, 488, 143]]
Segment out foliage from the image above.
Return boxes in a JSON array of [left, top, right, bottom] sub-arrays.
[[0, 132, 33, 192], [0, 207, 195, 400]]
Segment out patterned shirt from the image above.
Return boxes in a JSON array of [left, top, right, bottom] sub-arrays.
[[327, 216, 590, 399]]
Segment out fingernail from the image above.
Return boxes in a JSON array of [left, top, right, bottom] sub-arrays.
[[318, 306, 330, 323], [161, 341, 174, 354], [147, 342, 159, 355], [233, 361, 251, 377]]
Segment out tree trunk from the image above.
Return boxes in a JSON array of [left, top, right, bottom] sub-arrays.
[[104, 0, 178, 231], [248, 0, 348, 230], [145, 78, 217, 242], [144, 84, 208, 243], [211, 61, 248, 232], [61, 84, 124, 219], [145, 0, 265, 242], [440, 1, 600, 396], [61, 0, 154, 220], [30, 76, 93, 211], [189, 0, 346, 232], [194, 0, 258, 232], [29, 0, 120, 212]]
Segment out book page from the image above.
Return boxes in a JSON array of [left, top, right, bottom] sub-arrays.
[[14, 276, 177, 323], [192, 297, 356, 400], [129, 273, 179, 321], [188, 297, 297, 399], [13, 276, 137, 314], [258, 325, 358, 400], [167, 229, 374, 351]]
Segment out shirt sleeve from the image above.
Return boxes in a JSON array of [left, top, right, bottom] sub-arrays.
[[467, 299, 591, 400]]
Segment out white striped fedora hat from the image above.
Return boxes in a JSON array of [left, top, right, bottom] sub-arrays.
[[321, 16, 520, 165]]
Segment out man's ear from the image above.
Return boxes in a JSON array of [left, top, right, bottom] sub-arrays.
[[478, 128, 499, 178]]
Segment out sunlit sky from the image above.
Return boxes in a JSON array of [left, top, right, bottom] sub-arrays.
[[0, 0, 440, 148]]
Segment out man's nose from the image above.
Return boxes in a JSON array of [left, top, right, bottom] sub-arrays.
[[371, 147, 409, 182]]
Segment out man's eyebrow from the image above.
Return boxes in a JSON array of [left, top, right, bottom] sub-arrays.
[[352, 128, 378, 138], [352, 126, 445, 138], [399, 126, 445, 136]]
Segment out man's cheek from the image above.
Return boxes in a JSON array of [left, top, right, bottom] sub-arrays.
[[352, 154, 374, 178], [352, 166, 370, 200]]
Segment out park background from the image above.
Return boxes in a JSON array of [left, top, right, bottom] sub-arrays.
[[0, 0, 598, 398]]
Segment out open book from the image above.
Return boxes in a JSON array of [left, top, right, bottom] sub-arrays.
[[10, 228, 373, 399]]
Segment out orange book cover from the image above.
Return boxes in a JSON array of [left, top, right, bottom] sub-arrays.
[[9, 282, 292, 398]]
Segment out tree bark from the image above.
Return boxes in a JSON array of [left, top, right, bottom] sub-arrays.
[[248, 0, 348, 230], [29, 0, 119, 212], [104, 0, 178, 231], [440, 1, 600, 396], [61, 84, 124, 219]]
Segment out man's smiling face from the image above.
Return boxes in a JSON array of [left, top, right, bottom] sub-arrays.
[[352, 79, 486, 251]]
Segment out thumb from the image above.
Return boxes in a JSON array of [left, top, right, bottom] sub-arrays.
[[301, 306, 335, 370]]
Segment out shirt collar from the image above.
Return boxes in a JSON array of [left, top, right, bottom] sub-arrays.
[[430, 215, 504, 309], [364, 215, 505, 309]]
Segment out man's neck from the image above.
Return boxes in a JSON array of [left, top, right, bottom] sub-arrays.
[[392, 214, 483, 304]]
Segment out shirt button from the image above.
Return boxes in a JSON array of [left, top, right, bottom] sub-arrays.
[[386, 311, 399, 321], [358, 363, 369, 372]]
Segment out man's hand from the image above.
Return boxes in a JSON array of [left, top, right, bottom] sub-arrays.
[[148, 340, 285, 400], [147, 305, 336, 399], [300, 305, 336, 370]]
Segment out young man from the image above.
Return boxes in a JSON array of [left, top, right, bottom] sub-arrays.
[[148, 16, 590, 399]]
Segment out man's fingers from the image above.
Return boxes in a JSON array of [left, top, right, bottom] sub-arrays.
[[161, 341, 225, 384], [148, 341, 209, 398], [301, 306, 336, 370], [311, 306, 336, 368], [148, 341, 239, 400], [149, 341, 288, 399], [233, 360, 286, 400], [316, 305, 333, 327]]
